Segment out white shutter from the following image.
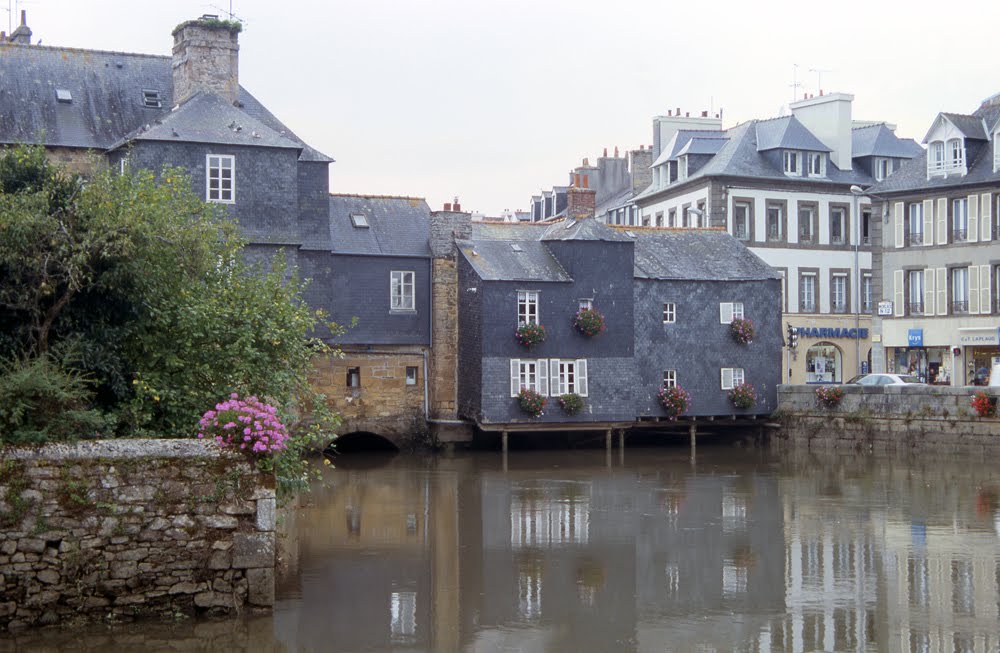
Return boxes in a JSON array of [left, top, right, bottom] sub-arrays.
[[922, 199, 934, 246], [980, 265, 992, 314], [510, 359, 521, 397], [721, 367, 734, 390], [894, 202, 904, 248], [893, 270, 904, 317], [923, 268, 935, 315], [576, 359, 588, 397], [969, 265, 980, 314], [980, 193, 992, 241], [936, 198, 947, 244], [549, 359, 561, 396], [720, 302, 734, 324], [936, 268, 947, 316], [538, 359, 548, 396], [968, 194, 979, 243]]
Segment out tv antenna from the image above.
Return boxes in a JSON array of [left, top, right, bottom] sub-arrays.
[[809, 68, 833, 93], [789, 64, 801, 102], [208, 2, 246, 25]]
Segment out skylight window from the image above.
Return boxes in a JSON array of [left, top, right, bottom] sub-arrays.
[[350, 213, 369, 228], [55, 89, 72, 103], [510, 243, 523, 252], [142, 89, 162, 108]]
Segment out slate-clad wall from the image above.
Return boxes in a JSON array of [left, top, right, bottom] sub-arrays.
[[296, 161, 332, 250], [313, 254, 431, 346], [129, 141, 301, 246], [634, 279, 783, 416]]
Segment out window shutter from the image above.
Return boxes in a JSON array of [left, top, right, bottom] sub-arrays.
[[922, 200, 934, 246], [936, 198, 947, 244], [968, 195, 979, 243], [721, 367, 734, 390], [538, 359, 548, 397], [576, 359, 588, 397], [894, 202, 904, 248], [893, 270, 904, 317], [980, 265, 992, 314], [935, 268, 947, 316], [510, 360, 521, 397], [923, 268, 935, 315], [549, 359, 561, 396], [969, 265, 980, 314], [719, 302, 733, 324], [980, 193, 992, 241]]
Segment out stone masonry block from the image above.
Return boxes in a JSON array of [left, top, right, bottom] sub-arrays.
[[231, 532, 274, 569]]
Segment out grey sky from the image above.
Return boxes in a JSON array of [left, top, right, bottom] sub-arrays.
[[10, 0, 1000, 214]]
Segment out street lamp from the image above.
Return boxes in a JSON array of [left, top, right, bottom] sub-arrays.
[[850, 185, 865, 376]]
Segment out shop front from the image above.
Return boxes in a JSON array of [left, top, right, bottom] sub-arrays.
[[959, 327, 1000, 386], [786, 318, 871, 385], [886, 328, 953, 385]]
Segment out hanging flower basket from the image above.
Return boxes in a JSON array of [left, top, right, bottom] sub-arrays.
[[815, 385, 844, 409], [558, 392, 585, 415], [730, 318, 755, 345], [728, 382, 757, 409], [515, 323, 546, 348], [972, 391, 997, 417], [573, 308, 606, 337], [657, 385, 691, 420], [518, 388, 546, 417]]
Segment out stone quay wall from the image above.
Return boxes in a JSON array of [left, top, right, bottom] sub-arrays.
[[0, 439, 276, 631], [773, 385, 1000, 453]]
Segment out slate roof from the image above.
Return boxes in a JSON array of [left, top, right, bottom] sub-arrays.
[[541, 217, 633, 242], [456, 239, 571, 283], [328, 195, 431, 257], [652, 130, 728, 166], [471, 223, 550, 241], [871, 103, 1000, 195], [851, 123, 923, 158], [677, 137, 728, 157], [0, 41, 332, 162], [631, 230, 780, 281], [755, 116, 831, 152], [938, 113, 988, 140]]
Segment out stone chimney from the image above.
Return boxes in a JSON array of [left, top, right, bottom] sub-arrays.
[[9, 10, 32, 44], [171, 15, 241, 105], [567, 178, 596, 221], [789, 92, 854, 171], [629, 146, 654, 194]]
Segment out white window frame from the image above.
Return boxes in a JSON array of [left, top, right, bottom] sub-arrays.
[[548, 359, 588, 397], [719, 302, 744, 323], [766, 204, 783, 240], [928, 141, 945, 174], [875, 157, 892, 181], [907, 203, 923, 243], [952, 266, 969, 305], [907, 269, 923, 313], [721, 367, 745, 390], [949, 138, 965, 167], [733, 202, 750, 240], [798, 206, 815, 242], [783, 151, 800, 175], [830, 207, 846, 244], [800, 273, 816, 312], [578, 298, 593, 311], [952, 198, 968, 241], [807, 152, 824, 177], [405, 366, 417, 385], [832, 274, 847, 313], [390, 271, 415, 311], [509, 359, 542, 395], [862, 273, 873, 313], [517, 290, 539, 325], [663, 302, 676, 324], [663, 370, 677, 388], [206, 154, 235, 203]]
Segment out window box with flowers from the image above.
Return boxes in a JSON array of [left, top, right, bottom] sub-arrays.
[[728, 382, 757, 409], [515, 323, 546, 348], [815, 385, 844, 409], [558, 392, 585, 415], [658, 385, 691, 420], [971, 391, 997, 417], [518, 388, 546, 417], [573, 308, 606, 337], [730, 318, 755, 345]]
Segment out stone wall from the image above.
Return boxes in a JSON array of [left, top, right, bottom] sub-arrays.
[[44, 147, 104, 176], [0, 440, 276, 631], [773, 385, 1000, 453]]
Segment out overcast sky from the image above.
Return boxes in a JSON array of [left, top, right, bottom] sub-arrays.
[[10, 0, 1000, 214]]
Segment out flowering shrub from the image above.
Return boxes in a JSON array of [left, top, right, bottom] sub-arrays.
[[658, 385, 691, 420], [515, 323, 546, 348], [728, 382, 757, 409], [198, 393, 289, 458], [558, 392, 585, 415], [518, 388, 546, 417], [573, 308, 606, 337], [730, 318, 755, 345], [971, 391, 997, 417], [815, 385, 844, 409]]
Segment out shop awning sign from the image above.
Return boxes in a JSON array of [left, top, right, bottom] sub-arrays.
[[907, 329, 923, 347], [957, 327, 1000, 346]]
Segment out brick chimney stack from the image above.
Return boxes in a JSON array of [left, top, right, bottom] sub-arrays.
[[171, 15, 241, 105], [567, 180, 596, 221], [9, 10, 32, 44]]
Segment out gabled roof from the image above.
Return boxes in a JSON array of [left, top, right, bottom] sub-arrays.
[[540, 217, 632, 242], [755, 115, 832, 152], [922, 113, 988, 142], [328, 195, 431, 257], [851, 123, 923, 158], [456, 239, 571, 283], [631, 230, 780, 281], [677, 137, 728, 157], [652, 130, 729, 166]]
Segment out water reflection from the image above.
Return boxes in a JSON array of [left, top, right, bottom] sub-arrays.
[[5, 449, 1000, 652]]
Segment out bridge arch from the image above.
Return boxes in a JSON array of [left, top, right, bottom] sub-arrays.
[[331, 431, 401, 453]]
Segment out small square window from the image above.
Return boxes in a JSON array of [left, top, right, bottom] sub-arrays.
[[391, 271, 415, 311], [206, 154, 235, 203], [141, 89, 162, 108], [350, 213, 369, 228], [55, 88, 72, 103], [663, 370, 677, 388], [579, 299, 593, 311], [663, 302, 676, 324], [405, 366, 418, 385], [347, 367, 361, 388]]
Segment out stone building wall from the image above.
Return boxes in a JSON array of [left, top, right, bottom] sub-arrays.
[[43, 147, 104, 176], [0, 440, 275, 631], [773, 385, 1000, 453]]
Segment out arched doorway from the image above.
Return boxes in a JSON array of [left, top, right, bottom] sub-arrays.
[[806, 341, 844, 383]]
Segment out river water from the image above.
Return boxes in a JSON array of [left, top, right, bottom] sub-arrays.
[[6, 445, 1000, 652]]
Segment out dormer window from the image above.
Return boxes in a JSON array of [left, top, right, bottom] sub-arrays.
[[949, 138, 965, 167], [929, 141, 945, 171], [783, 151, 800, 175], [994, 131, 1000, 172], [928, 138, 966, 177], [807, 152, 825, 177], [875, 158, 893, 181]]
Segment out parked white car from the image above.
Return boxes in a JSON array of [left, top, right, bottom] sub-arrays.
[[845, 373, 924, 386]]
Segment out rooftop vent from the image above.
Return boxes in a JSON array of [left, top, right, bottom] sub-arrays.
[[349, 213, 369, 228], [55, 89, 72, 103], [510, 243, 523, 252], [142, 89, 162, 108]]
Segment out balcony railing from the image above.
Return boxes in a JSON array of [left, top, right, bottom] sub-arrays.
[[951, 228, 967, 243], [927, 159, 964, 175], [905, 231, 924, 246], [908, 302, 924, 316], [951, 300, 969, 314]]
